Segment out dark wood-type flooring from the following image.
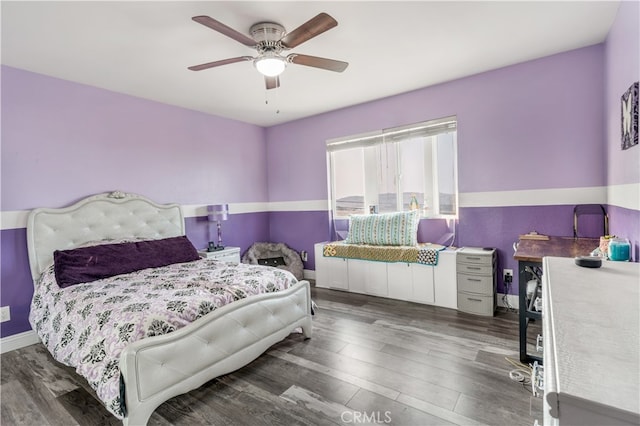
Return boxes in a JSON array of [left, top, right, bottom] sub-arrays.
[[1, 286, 541, 425]]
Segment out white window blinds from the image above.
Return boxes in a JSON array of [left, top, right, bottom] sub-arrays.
[[327, 115, 458, 219], [326, 116, 457, 151]]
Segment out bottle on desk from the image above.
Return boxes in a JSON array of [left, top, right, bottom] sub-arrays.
[[608, 237, 631, 261]]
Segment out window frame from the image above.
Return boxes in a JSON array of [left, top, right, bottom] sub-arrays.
[[327, 116, 458, 220]]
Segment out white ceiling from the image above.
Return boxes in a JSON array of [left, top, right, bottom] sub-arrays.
[[2, 1, 620, 127]]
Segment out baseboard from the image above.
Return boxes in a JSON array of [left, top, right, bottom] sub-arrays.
[[0, 330, 40, 354], [303, 269, 315, 281], [497, 294, 519, 310]]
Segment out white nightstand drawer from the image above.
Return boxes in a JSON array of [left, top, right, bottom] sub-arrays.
[[198, 247, 241, 264]]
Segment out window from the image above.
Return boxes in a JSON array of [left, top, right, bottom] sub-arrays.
[[327, 116, 458, 219]]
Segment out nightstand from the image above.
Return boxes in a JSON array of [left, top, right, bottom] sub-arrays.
[[198, 246, 241, 264]]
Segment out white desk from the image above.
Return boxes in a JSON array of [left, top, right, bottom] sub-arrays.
[[542, 256, 640, 425]]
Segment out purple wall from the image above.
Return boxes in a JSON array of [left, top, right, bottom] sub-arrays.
[[605, 0, 640, 187], [604, 1, 640, 258], [0, 66, 270, 338], [186, 213, 271, 256], [1, 66, 268, 210], [268, 5, 640, 283], [0, 229, 33, 337], [458, 205, 606, 293], [608, 205, 640, 262], [267, 211, 332, 271], [267, 7, 640, 274], [266, 45, 606, 201], [266, 45, 607, 289]]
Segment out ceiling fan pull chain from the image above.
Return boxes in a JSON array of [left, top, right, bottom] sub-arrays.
[[264, 84, 280, 114]]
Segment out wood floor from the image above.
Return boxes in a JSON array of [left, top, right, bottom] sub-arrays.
[[1, 286, 541, 425]]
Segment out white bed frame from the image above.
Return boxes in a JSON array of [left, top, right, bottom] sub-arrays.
[[26, 191, 313, 425]]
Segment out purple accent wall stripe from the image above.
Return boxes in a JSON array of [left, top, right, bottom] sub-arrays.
[[458, 205, 603, 295], [268, 210, 332, 271], [608, 205, 640, 262], [185, 212, 271, 256], [0, 228, 34, 337]]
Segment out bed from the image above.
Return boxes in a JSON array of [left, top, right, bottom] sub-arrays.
[[26, 191, 313, 425]]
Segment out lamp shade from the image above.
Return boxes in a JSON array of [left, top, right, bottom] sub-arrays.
[[207, 204, 229, 222]]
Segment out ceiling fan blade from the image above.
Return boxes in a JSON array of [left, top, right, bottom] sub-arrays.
[[188, 56, 253, 71], [265, 76, 280, 90], [287, 54, 348, 72], [280, 13, 337, 49], [192, 16, 256, 47]]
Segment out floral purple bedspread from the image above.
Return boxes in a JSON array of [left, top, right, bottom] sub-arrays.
[[29, 258, 298, 419]]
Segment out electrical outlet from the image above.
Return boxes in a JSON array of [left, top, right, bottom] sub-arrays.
[[0, 306, 10, 323], [301, 250, 308, 262], [503, 269, 513, 282]]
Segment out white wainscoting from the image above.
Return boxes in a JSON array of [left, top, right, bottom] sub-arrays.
[[4, 184, 638, 230]]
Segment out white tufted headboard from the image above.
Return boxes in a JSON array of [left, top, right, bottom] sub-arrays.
[[26, 191, 186, 283]]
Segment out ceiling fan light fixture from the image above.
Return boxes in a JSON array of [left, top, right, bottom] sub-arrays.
[[254, 55, 286, 77]]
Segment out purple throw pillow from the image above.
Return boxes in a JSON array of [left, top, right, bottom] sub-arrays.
[[53, 236, 200, 288]]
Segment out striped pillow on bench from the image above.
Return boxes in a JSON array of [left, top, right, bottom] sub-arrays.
[[346, 210, 420, 246]]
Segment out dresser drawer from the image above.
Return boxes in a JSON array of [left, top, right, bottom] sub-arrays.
[[457, 263, 493, 275], [457, 272, 494, 294], [456, 247, 495, 266], [457, 292, 495, 316]]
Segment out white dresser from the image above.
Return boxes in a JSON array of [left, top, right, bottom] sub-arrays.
[[542, 256, 640, 425], [456, 247, 496, 316], [198, 246, 241, 264]]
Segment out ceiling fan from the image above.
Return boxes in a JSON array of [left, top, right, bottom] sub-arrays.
[[188, 13, 349, 90]]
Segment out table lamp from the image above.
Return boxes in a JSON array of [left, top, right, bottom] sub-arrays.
[[207, 204, 229, 251]]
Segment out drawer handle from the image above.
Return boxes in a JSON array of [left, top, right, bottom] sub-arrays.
[[466, 266, 481, 270], [467, 298, 483, 302], [466, 256, 481, 260], [466, 278, 482, 282]]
